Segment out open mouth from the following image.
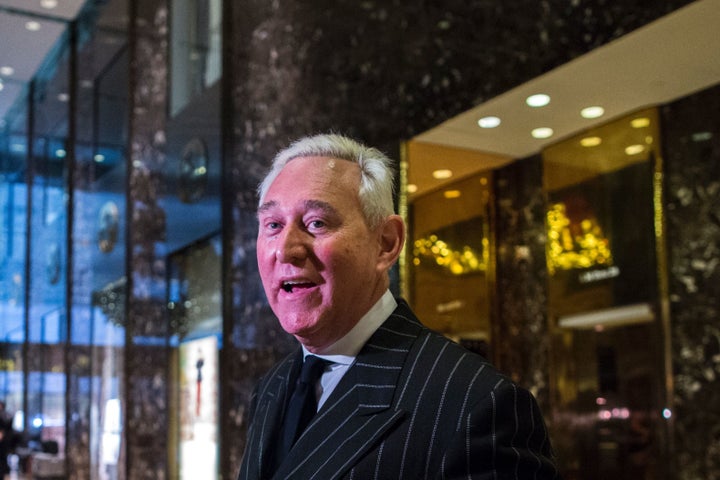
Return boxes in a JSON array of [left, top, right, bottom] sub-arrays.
[[281, 281, 315, 293]]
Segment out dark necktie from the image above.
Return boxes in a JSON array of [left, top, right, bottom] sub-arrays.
[[278, 355, 329, 460]]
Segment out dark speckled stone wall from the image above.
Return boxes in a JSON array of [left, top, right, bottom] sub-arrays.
[[220, 0, 698, 477], [661, 83, 720, 480], [493, 155, 551, 410]]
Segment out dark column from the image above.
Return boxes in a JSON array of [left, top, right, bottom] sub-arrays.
[[125, 0, 170, 478], [494, 155, 552, 410]]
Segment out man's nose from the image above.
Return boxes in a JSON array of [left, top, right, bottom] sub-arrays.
[[275, 225, 307, 263]]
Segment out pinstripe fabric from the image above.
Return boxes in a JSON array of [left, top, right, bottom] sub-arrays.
[[237, 300, 560, 480]]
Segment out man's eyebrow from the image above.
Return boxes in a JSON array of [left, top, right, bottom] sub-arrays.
[[303, 199, 337, 215], [257, 200, 277, 215]]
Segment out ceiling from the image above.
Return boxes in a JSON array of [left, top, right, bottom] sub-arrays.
[[1, 0, 719, 193], [0, 0, 86, 122], [409, 0, 720, 197]]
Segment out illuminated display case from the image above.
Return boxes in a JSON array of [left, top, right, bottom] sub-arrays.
[[543, 108, 671, 479], [406, 167, 494, 357], [167, 233, 221, 479]]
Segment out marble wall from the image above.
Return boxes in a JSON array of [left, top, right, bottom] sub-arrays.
[[662, 83, 720, 480], [493, 155, 552, 411], [126, 1, 170, 478], [221, 2, 695, 477], [44, 0, 712, 478]]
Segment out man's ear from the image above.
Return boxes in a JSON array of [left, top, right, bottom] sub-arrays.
[[377, 214, 405, 271]]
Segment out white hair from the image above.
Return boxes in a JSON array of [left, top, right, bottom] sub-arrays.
[[258, 134, 396, 229]]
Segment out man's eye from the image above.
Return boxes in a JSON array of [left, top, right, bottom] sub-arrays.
[[265, 221, 281, 230], [308, 220, 325, 229]]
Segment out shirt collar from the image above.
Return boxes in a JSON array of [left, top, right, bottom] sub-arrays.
[[302, 290, 397, 365]]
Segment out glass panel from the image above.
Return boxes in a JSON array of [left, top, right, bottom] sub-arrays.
[[170, 0, 223, 116], [26, 33, 73, 458], [543, 108, 670, 479], [73, 5, 130, 476], [1, 86, 29, 429], [405, 142, 495, 356], [167, 234, 221, 479]]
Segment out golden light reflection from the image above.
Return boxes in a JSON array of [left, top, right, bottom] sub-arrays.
[[413, 235, 488, 275], [546, 202, 613, 275]]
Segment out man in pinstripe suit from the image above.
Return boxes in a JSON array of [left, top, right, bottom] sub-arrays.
[[238, 134, 559, 479]]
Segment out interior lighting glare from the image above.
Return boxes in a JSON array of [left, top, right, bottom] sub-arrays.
[[625, 144, 645, 155], [57, 93, 69, 102], [0, 66, 14, 76], [531, 127, 554, 139], [580, 136, 602, 147], [0, 81, 4, 92], [406, 184, 418, 193], [443, 190, 462, 199], [581, 106, 605, 119], [41, 0, 58, 8], [631, 117, 651, 128], [55, 149, 67, 158], [663, 408, 672, 419], [526, 94, 550, 107], [432, 169, 453, 180], [477, 116, 501, 128], [25, 21, 42, 31], [94, 154, 106, 163]]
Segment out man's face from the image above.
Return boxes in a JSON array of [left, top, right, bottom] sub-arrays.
[[256, 156, 387, 351]]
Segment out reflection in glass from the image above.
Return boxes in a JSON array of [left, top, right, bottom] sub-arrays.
[[544, 108, 670, 480], [170, 0, 222, 116], [407, 167, 493, 357], [167, 234, 221, 479]]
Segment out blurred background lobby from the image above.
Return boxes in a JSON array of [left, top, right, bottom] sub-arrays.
[[0, 0, 719, 478]]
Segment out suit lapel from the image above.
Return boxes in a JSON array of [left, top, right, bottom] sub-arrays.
[[273, 302, 423, 479], [248, 351, 301, 479]]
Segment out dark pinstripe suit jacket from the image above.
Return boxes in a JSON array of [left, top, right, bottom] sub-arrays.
[[237, 300, 559, 479]]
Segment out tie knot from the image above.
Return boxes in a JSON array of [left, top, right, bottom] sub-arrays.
[[299, 355, 329, 384]]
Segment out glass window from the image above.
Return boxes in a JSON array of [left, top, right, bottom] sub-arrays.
[[543, 108, 670, 479], [170, 0, 222, 116]]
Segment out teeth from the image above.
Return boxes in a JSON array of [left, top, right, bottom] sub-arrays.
[[282, 281, 301, 292]]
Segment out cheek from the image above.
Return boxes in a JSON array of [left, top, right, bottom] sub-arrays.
[[256, 245, 274, 281]]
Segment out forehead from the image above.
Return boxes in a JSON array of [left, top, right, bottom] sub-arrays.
[[261, 156, 361, 207]]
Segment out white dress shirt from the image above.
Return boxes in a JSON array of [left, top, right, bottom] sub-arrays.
[[301, 290, 397, 410]]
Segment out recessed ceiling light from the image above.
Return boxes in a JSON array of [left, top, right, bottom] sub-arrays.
[[432, 169, 453, 179], [57, 93, 69, 102], [581, 106, 605, 119], [406, 184, 418, 193], [443, 190, 462, 199], [55, 149, 67, 158], [94, 154, 106, 163], [580, 136, 602, 147], [526, 94, 550, 107], [477, 116, 501, 128], [25, 21, 42, 31], [531, 127, 554, 139], [41, 0, 58, 8], [625, 144, 645, 155], [631, 117, 650, 128], [0, 66, 14, 76]]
